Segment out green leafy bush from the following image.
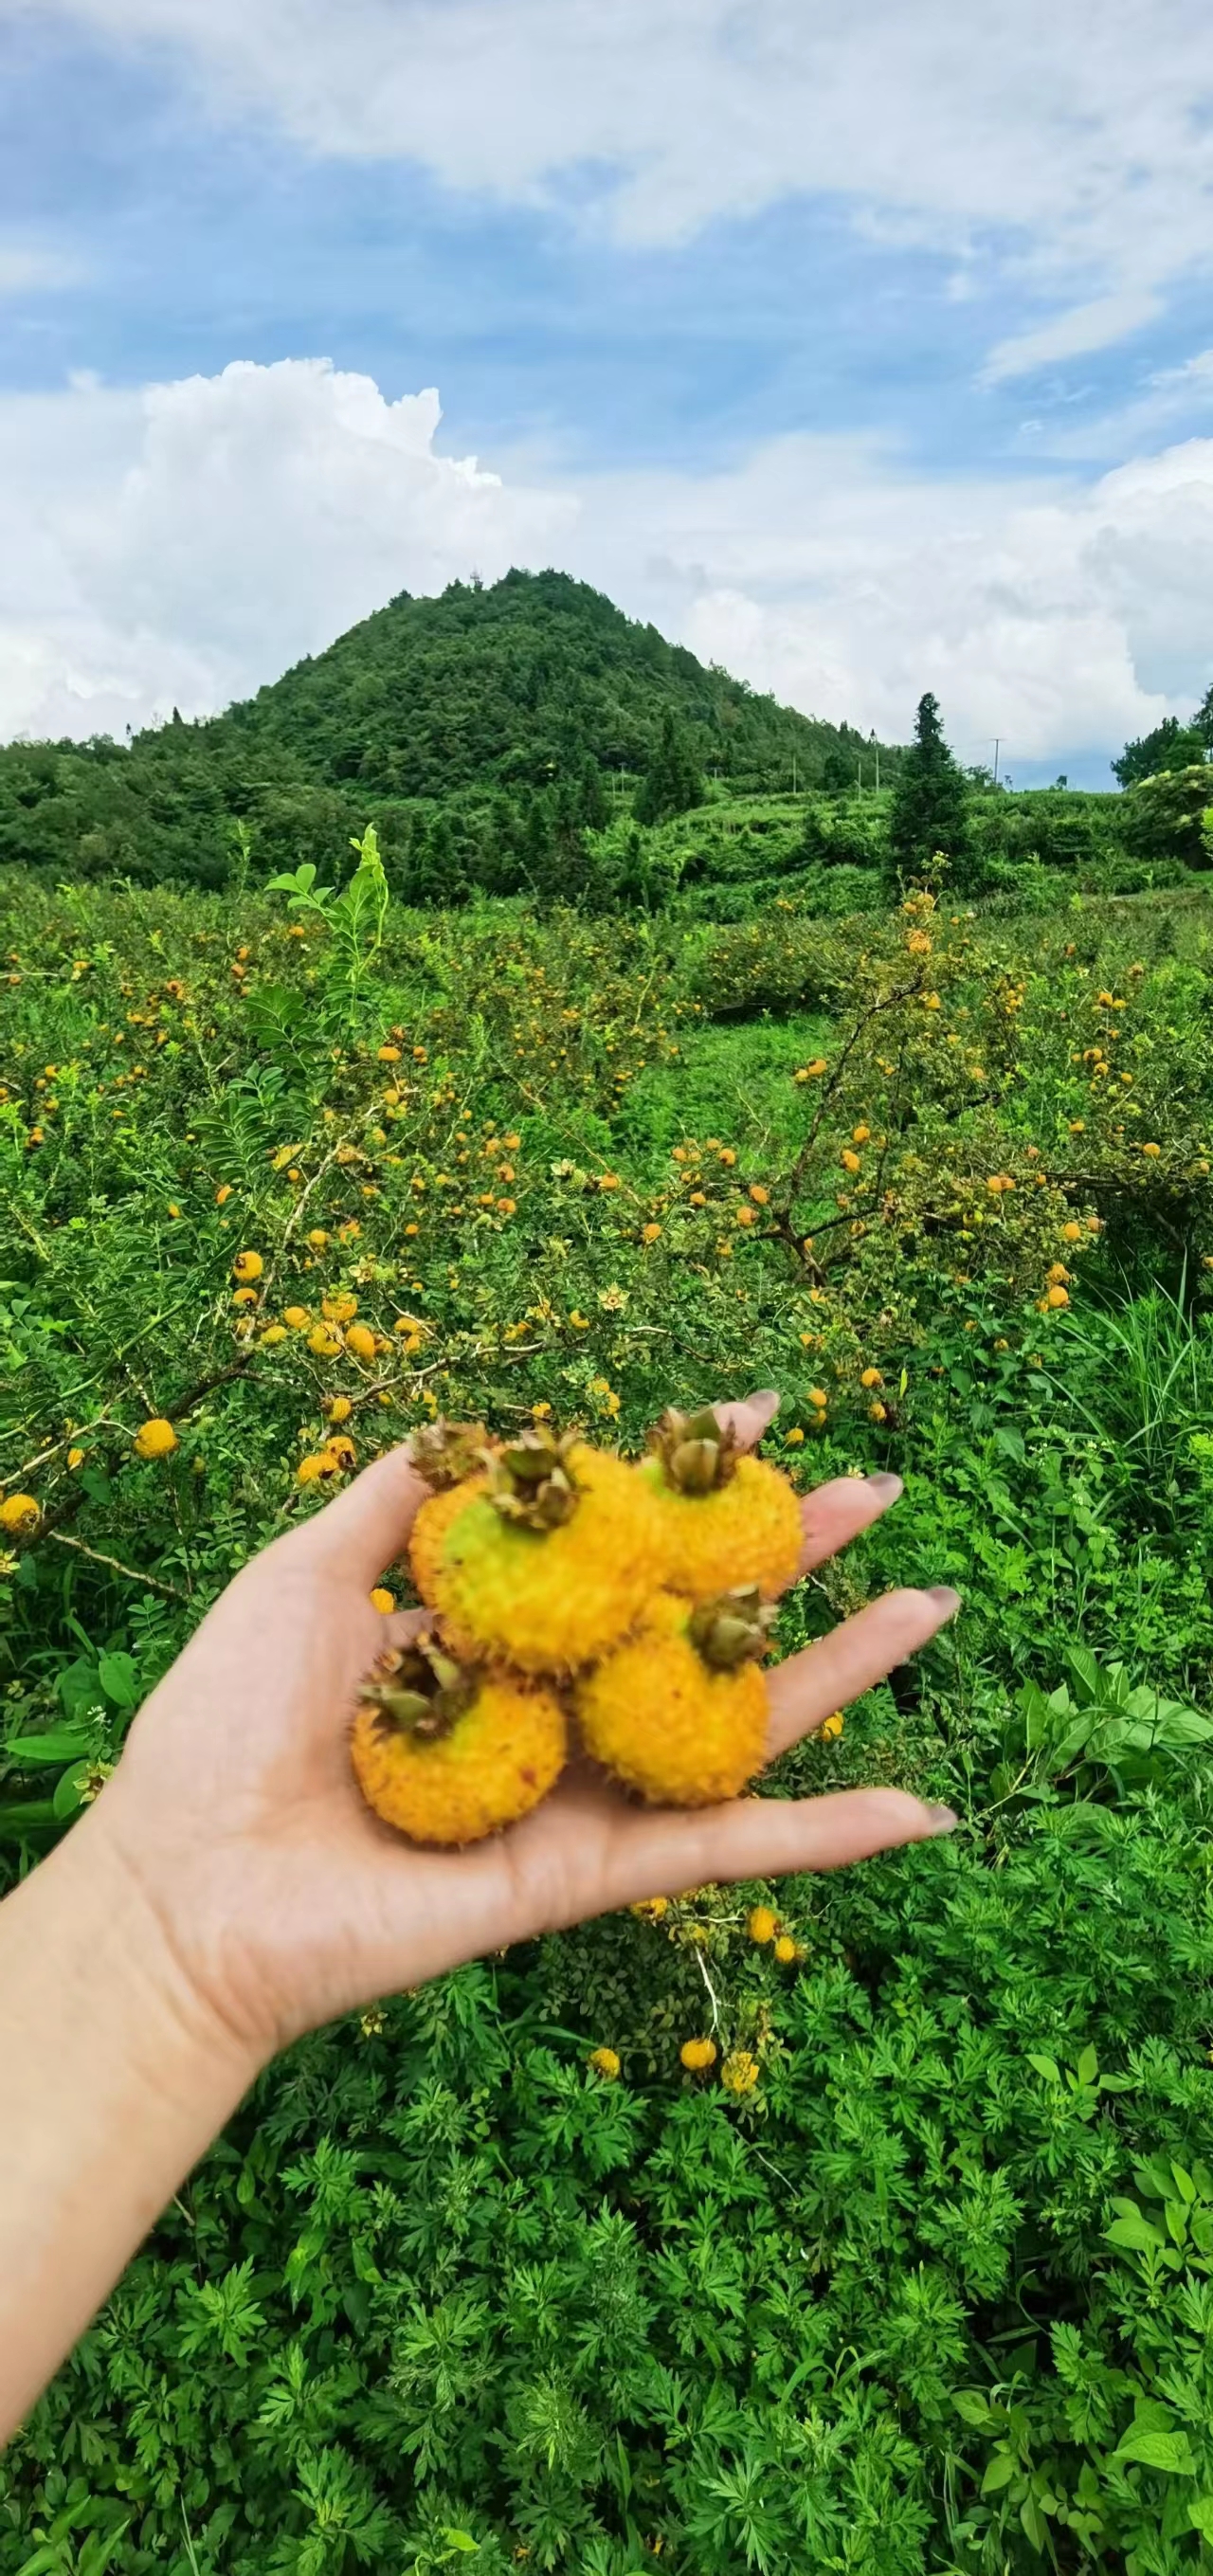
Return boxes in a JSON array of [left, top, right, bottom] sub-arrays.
[[2, 865, 1213, 2571]]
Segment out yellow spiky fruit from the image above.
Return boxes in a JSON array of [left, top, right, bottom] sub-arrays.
[[575, 1587, 772, 1806], [637, 1406, 802, 1599], [407, 1424, 496, 1605], [409, 1472, 490, 1604], [351, 1640, 567, 1845], [429, 1434, 661, 1677]]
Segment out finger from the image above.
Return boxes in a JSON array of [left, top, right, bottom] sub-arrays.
[[712, 1388, 781, 1449], [796, 1471, 902, 1575], [378, 1605, 432, 1654], [596, 1785, 956, 1911], [765, 1585, 959, 1756], [290, 1443, 430, 1586]]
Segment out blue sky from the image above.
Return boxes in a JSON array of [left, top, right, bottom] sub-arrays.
[[3, 0, 1213, 780]]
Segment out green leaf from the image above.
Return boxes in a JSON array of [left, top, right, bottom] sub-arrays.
[[1188, 2496, 1213, 2539], [1049, 1715, 1094, 1769], [1065, 1643, 1101, 1703], [953, 2391, 999, 2430], [1105, 2209, 1165, 2255], [52, 1764, 86, 1820], [1113, 2427, 1195, 2475], [0, 1799, 59, 1832], [981, 2450, 1017, 2495], [1075, 2044, 1098, 2087], [1019, 2494, 1048, 2550], [1027, 2053, 1061, 2084], [1021, 1684, 1057, 1751], [97, 1653, 139, 1710], [5, 1730, 91, 1765], [442, 2537, 480, 2556], [1134, 2156, 1177, 2201]]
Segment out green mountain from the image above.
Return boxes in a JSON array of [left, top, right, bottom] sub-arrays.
[[0, 569, 903, 893], [210, 568, 896, 800]]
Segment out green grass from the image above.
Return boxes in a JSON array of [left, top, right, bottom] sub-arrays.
[[617, 1009, 833, 1176]]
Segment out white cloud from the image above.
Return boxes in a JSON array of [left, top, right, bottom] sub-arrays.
[[0, 360, 576, 737], [982, 292, 1165, 387], [2, 355, 1212, 765], [0, 239, 80, 293], [569, 434, 1186, 758], [9, 0, 1213, 371]]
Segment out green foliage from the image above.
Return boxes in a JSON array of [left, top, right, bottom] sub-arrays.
[[265, 827, 390, 1024], [632, 708, 703, 827], [973, 787, 1127, 878], [1113, 683, 1213, 789], [2, 864, 1213, 2569], [0, 577, 896, 903], [1, 577, 1183, 927], [796, 789, 889, 871], [220, 571, 878, 804], [887, 692, 977, 894], [1124, 767, 1213, 871]]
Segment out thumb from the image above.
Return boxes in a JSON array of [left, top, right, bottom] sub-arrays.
[[291, 1442, 430, 1587]]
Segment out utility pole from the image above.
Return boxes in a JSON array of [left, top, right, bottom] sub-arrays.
[[992, 737, 1001, 786], [791, 752, 798, 794], [875, 747, 879, 791], [857, 760, 863, 792]]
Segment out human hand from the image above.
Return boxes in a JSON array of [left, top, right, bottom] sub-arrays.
[[89, 1390, 958, 2068]]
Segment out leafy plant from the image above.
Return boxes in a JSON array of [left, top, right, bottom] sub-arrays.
[[992, 1642, 1213, 1805], [266, 826, 390, 1021], [1, 860, 1212, 2571]]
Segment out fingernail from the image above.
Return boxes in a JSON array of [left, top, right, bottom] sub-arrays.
[[866, 1471, 903, 1499], [924, 1804, 958, 1835], [927, 1585, 961, 1615], [746, 1388, 781, 1415]]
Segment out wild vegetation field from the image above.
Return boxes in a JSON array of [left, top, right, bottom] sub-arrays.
[[3, 850, 1213, 2575]]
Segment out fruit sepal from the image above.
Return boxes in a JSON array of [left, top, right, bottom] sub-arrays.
[[687, 1585, 776, 1671], [360, 1637, 475, 1743], [649, 1404, 740, 1496], [488, 1424, 581, 1530], [410, 1418, 491, 1491]]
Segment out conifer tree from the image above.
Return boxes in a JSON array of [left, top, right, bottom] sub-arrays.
[[633, 708, 702, 825], [886, 692, 975, 890], [579, 755, 608, 831]]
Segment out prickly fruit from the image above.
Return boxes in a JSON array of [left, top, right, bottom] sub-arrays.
[[638, 1406, 802, 1599], [575, 1586, 773, 1805], [351, 1637, 567, 1845], [427, 1436, 660, 1677], [407, 1422, 494, 1603]]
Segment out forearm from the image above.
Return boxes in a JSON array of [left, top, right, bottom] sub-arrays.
[[0, 1808, 263, 2442]]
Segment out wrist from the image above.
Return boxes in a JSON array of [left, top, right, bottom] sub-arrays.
[[9, 1800, 268, 2105], [0, 1805, 264, 2441]]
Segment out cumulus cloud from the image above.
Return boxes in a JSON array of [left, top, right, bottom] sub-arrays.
[[8, 0, 1213, 370], [0, 360, 576, 738], [570, 434, 1189, 759], [2, 355, 1211, 765]]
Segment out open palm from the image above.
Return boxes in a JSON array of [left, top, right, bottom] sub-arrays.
[[96, 1392, 957, 2058]]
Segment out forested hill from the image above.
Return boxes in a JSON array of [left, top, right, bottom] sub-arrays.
[[208, 569, 889, 798], [0, 569, 903, 890]]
